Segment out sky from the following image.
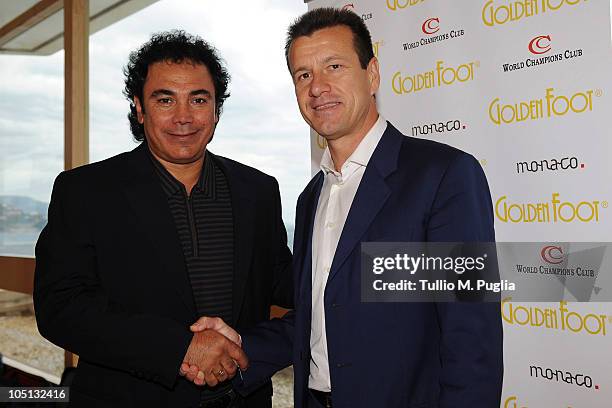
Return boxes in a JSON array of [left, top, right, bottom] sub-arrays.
[[0, 0, 310, 226]]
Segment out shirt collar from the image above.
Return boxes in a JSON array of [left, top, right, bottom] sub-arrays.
[[148, 146, 215, 198], [319, 114, 387, 176]]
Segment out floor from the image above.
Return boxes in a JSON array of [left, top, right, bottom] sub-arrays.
[[272, 367, 294, 408], [0, 290, 64, 379]]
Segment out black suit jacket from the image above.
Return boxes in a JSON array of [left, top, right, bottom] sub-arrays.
[[34, 143, 293, 407]]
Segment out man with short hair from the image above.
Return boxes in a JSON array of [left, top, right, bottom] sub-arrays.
[[34, 30, 292, 407], [191, 8, 503, 408]]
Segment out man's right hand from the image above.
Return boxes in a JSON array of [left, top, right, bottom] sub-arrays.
[[190, 316, 241, 346], [181, 329, 248, 387]]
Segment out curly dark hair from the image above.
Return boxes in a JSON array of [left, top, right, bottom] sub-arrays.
[[285, 8, 374, 72], [123, 30, 230, 142]]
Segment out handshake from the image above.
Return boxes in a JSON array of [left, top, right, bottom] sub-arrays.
[[179, 317, 246, 387]]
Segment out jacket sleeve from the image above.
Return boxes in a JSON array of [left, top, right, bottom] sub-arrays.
[[33, 172, 192, 389], [269, 178, 294, 309], [233, 179, 302, 395], [234, 311, 295, 395], [426, 153, 504, 408]]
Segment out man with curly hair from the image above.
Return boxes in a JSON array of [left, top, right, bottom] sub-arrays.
[[34, 30, 292, 407]]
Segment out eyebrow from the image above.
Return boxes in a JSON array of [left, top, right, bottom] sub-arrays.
[[322, 55, 343, 64], [292, 55, 344, 76], [150, 89, 212, 98]]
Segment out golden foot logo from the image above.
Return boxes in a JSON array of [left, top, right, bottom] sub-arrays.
[[483, 0, 588, 27], [392, 60, 478, 95], [504, 396, 527, 408], [504, 395, 577, 407], [489, 87, 599, 126], [502, 299, 609, 336], [386, 0, 426, 11], [495, 193, 607, 223]]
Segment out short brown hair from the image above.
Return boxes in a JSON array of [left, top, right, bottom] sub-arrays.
[[285, 8, 374, 73]]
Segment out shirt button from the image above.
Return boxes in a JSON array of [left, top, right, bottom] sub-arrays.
[[326, 222, 335, 229], [324, 266, 330, 273]]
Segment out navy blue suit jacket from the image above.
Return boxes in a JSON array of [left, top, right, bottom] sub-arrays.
[[240, 123, 503, 407]]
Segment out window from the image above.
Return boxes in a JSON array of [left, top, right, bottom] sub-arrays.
[[0, 52, 63, 257], [0, 50, 64, 381]]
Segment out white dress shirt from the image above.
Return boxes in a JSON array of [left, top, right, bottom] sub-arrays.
[[309, 115, 387, 392]]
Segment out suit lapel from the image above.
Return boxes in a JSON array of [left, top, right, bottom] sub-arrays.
[[328, 124, 403, 281], [297, 172, 324, 304], [213, 155, 255, 327], [120, 143, 197, 319]]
